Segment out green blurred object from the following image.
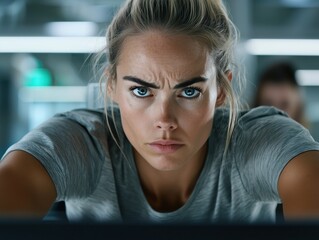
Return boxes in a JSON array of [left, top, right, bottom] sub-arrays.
[[24, 67, 52, 87]]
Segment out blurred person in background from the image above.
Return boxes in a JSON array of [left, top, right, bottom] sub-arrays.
[[252, 61, 308, 127], [252, 61, 310, 222]]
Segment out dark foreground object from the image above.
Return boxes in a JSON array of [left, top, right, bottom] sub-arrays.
[[1, 221, 319, 240]]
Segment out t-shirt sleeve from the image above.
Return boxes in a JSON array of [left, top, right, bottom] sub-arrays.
[[233, 106, 319, 202], [1, 110, 109, 201]]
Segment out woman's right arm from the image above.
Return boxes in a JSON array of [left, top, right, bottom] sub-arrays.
[[0, 150, 57, 218]]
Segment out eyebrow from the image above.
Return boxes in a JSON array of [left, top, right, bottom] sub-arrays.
[[123, 76, 159, 89], [173, 77, 208, 89], [123, 76, 208, 89]]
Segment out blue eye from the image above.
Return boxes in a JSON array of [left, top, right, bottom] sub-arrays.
[[131, 87, 151, 97], [180, 87, 201, 98]]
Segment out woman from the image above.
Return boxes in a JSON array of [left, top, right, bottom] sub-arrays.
[[1, 0, 319, 223]]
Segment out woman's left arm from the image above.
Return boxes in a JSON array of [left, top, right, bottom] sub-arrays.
[[278, 150, 319, 221]]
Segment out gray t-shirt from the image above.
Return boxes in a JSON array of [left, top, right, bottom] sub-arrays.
[[3, 106, 319, 223]]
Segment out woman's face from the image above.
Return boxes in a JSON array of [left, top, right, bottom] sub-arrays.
[[112, 30, 223, 172]]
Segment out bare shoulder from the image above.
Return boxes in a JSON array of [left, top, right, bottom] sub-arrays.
[[0, 150, 56, 217], [278, 150, 319, 220]]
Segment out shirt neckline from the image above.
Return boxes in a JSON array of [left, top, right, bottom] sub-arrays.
[[123, 135, 214, 218]]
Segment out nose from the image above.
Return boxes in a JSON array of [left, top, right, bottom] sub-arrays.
[[155, 120, 178, 131], [153, 100, 178, 131]]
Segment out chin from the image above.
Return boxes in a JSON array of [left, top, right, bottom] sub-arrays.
[[149, 157, 184, 172]]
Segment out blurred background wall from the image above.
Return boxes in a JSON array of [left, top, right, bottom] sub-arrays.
[[0, 0, 318, 157]]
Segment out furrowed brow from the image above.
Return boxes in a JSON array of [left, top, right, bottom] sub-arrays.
[[173, 77, 208, 89], [123, 76, 159, 89]]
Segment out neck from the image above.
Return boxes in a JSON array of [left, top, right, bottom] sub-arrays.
[[134, 143, 207, 212]]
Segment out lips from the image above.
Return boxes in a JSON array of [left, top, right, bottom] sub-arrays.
[[148, 140, 184, 154]]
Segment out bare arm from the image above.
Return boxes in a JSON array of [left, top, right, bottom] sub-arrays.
[[278, 150, 319, 221], [0, 150, 56, 218]]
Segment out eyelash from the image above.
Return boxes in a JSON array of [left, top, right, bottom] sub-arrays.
[[179, 86, 202, 99], [129, 86, 203, 99], [129, 86, 152, 98]]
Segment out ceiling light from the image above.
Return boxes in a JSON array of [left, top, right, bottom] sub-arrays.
[[245, 39, 319, 56], [44, 21, 99, 36], [0, 36, 105, 53], [296, 70, 319, 86]]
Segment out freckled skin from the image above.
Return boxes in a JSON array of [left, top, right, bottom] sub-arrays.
[[112, 30, 222, 175]]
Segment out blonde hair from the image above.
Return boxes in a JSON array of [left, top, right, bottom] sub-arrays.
[[96, 0, 241, 153]]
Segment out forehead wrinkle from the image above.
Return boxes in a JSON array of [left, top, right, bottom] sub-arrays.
[[135, 58, 188, 89], [153, 66, 205, 89], [117, 30, 216, 89], [131, 60, 214, 90], [141, 70, 179, 89]]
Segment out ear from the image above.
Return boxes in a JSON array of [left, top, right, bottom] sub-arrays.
[[106, 70, 118, 103], [215, 71, 232, 107]]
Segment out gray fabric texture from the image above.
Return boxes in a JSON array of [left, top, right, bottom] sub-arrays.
[[3, 106, 319, 223]]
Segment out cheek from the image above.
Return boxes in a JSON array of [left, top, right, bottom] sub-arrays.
[[188, 90, 216, 129], [119, 99, 142, 125], [117, 95, 150, 138], [116, 85, 150, 110], [120, 108, 147, 146], [178, 98, 216, 133]]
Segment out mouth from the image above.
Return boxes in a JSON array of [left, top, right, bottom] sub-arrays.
[[148, 140, 184, 154]]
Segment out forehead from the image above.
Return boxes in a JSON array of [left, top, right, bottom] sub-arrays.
[[261, 82, 296, 98], [120, 30, 207, 55], [117, 30, 213, 79], [262, 82, 296, 91]]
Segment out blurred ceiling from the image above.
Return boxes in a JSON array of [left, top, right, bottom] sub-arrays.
[[252, 0, 319, 38], [0, 0, 124, 36], [0, 0, 318, 39]]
